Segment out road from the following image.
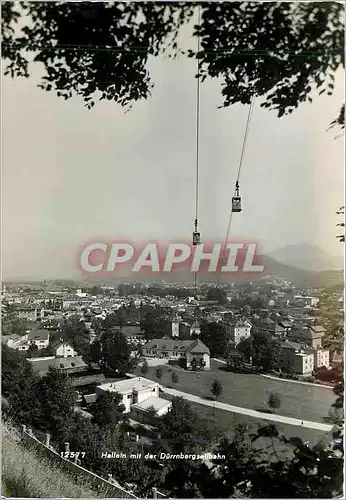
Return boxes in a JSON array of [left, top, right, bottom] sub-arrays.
[[162, 386, 333, 432]]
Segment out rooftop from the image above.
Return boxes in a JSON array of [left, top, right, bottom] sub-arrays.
[[131, 396, 172, 413], [280, 341, 303, 351], [309, 325, 326, 333], [71, 374, 106, 387], [27, 330, 50, 341], [145, 338, 210, 354], [97, 377, 158, 395], [27, 355, 87, 375]]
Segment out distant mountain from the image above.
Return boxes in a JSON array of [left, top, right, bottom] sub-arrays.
[[91, 253, 343, 288], [258, 255, 343, 288], [267, 244, 343, 272]]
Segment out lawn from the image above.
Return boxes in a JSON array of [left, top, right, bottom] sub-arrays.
[[161, 392, 328, 451], [135, 359, 336, 423]]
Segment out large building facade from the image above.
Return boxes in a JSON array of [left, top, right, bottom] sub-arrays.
[[230, 319, 252, 346], [143, 338, 210, 370], [96, 377, 172, 423]]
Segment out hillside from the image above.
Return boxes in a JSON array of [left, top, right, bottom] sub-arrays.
[[2, 426, 107, 498], [1, 421, 136, 499], [93, 254, 343, 287], [267, 244, 343, 272]]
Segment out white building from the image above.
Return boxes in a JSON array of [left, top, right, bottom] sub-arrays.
[[190, 322, 201, 336], [171, 321, 179, 338], [50, 339, 78, 358], [294, 296, 319, 307], [8, 330, 50, 351], [17, 307, 45, 321], [312, 348, 330, 369], [96, 377, 172, 423], [144, 338, 211, 370], [292, 352, 314, 375], [280, 341, 315, 375], [230, 319, 252, 345]]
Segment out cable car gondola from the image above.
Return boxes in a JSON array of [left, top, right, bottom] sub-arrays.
[[232, 181, 242, 213], [193, 218, 201, 245], [193, 231, 201, 245]]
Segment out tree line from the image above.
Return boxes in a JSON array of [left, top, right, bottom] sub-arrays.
[[2, 341, 344, 498]]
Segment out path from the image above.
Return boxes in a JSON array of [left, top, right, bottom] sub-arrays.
[[212, 358, 334, 390], [163, 386, 333, 432], [260, 374, 333, 390]]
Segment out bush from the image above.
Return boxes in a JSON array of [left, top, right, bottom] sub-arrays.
[[267, 393, 281, 413]]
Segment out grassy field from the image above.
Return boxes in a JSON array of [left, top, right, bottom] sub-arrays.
[[161, 392, 328, 450], [135, 359, 336, 423]]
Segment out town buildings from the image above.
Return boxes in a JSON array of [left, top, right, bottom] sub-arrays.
[[310, 347, 330, 369], [143, 338, 210, 370], [96, 376, 172, 423], [27, 355, 88, 376], [50, 339, 78, 358], [280, 341, 315, 375], [17, 306, 45, 322], [7, 330, 50, 351], [190, 321, 201, 336], [288, 325, 325, 348], [230, 319, 252, 345]]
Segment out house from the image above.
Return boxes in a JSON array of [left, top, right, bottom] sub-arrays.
[[27, 355, 88, 377], [143, 338, 210, 370], [9, 330, 50, 351], [171, 320, 180, 338], [190, 321, 201, 337], [6, 335, 21, 348], [308, 325, 326, 346], [292, 351, 314, 375], [294, 296, 319, 308], [120, 325, 146, 345], [310, 348, 330, 370], [26, 330, 50, 349], [288, 325, 325, 348], [50, 339, 78, 358], [278, 320, 293, 334], [17, 307, 45, 322], [96, 377, 172, 423], [186, 339, 210, 370], [230, 319, 252, 346], [272, 323, 286, 338], [280, 341, 314, 375]]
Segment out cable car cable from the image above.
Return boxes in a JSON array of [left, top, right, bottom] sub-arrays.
[[235, 94, 255, 185], [195, 19, 201, 229], [193, 5, 202, 292], [217, 95, 256, 284]]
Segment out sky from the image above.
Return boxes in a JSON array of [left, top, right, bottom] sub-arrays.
[[2, 14, 345, 280]]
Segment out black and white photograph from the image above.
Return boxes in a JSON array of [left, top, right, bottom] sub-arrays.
[[1, 1, 345, 498]]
